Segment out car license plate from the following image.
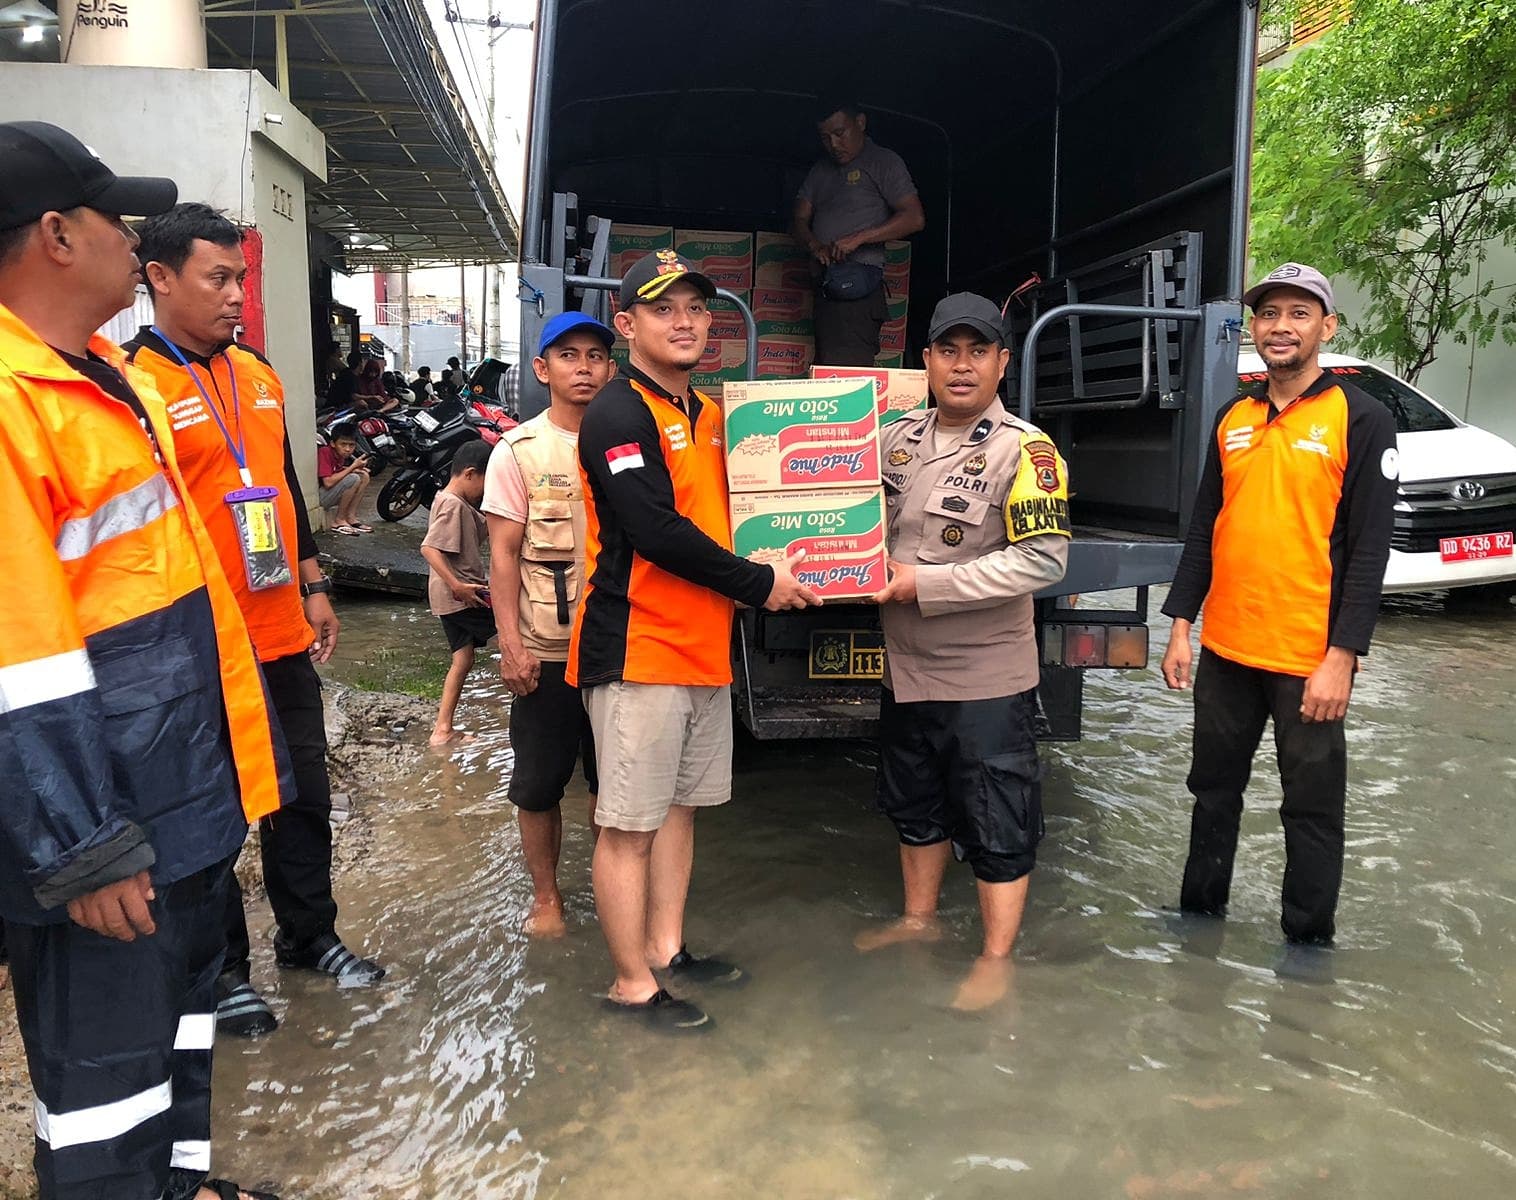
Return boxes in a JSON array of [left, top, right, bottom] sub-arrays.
[[1439, 531, 1514, 562], [808, 630, 885, 681]]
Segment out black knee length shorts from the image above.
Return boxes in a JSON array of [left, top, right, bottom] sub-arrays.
[[876, 687, 1044, 883]]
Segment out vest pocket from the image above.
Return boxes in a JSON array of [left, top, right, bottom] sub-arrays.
[[527, 500, 576, 554], [523, 561, 580, 633]]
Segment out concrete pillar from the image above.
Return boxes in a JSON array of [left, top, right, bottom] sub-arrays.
[[58, 0, 208, 68]]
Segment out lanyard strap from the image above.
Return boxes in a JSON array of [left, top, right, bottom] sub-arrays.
[[152, 326, 251, 486]]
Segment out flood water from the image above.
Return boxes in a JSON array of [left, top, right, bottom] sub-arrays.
[[214, 590, 1516, 1198]]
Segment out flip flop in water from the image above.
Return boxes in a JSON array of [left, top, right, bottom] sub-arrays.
[[603, 987, 712, 1034]]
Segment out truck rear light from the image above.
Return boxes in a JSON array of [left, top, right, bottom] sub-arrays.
[[1043, 624, 1148, 668], [1105, 625, 1148, 667]]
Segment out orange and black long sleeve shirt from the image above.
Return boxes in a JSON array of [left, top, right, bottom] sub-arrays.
[[568, 365, 774, 688], [1164, 370, 1398, 677]]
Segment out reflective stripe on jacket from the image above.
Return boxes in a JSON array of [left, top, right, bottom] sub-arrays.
[[0, 303, 288, 924], [503, 414, 587, 662]]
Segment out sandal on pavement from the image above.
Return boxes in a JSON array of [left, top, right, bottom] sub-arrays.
[[202, 1180, 281, 1200], [349, 522, 374, 533], [330, 523, 361, 536], [658, 945, 746, 987], [603, 987, 711, 1033]]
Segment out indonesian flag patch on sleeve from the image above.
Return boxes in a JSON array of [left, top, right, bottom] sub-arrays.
[[605, 443, 646, 475]]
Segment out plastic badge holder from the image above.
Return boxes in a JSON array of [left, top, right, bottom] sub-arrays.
[[226, 486, 293, 590]]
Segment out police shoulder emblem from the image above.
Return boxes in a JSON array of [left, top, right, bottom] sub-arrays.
[[888, 448, 912, 466], [963, 451, 987, 476], [941, 524, 964, 547], [1024, 438, 1061, 494]]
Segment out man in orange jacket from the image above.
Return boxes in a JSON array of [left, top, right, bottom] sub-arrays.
[[0, 121, 290, 1200], [125, 204, 384, 1039]]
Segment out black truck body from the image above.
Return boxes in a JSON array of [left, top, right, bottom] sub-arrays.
[[516, 0, 1259, 739]]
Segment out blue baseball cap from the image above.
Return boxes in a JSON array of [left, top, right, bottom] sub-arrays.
[[537, 311, 616, 357]]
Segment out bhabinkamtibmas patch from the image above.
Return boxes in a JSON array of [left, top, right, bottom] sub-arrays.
[[1005, 437, 1072, 542]]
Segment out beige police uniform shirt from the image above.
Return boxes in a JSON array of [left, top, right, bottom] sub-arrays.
[[879, 397, 1071, 702]]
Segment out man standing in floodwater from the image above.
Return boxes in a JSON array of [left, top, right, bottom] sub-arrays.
[[862, 292, 1071, 1010], [1161, 263, 1397, 945], [484, 312, 616, 936], [570, 250, 819, 1032]]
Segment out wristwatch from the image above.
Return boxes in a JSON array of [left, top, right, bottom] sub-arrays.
[[300, 576, 334, 598]]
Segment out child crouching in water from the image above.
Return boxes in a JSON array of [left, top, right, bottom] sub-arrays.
[[421, 439, 496, 746]]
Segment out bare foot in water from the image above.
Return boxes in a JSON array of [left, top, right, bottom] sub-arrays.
[[854, 915, 942, 952], [523, 899, 567, 938], [950, 954, 1014, 1012], [428, 730, 476, 748]]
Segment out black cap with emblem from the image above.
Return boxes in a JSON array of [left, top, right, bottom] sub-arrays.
[[927, 292, 1006, 346], [618, 248, 719, 310]]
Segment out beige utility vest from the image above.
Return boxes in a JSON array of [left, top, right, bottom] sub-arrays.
[[879, 398, 1061, 702], [504, 416, 588, 662]]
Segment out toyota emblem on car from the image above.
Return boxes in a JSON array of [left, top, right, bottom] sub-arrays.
[[1453, 480, 1487, 501]]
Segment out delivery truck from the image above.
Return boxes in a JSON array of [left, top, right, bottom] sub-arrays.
[[515, 0, 1261, 739]]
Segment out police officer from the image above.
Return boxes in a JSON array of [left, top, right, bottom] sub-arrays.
[[859, 292, 1072, 1012]]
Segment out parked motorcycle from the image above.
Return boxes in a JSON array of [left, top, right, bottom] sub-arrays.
[[375, 398, 501, 521]]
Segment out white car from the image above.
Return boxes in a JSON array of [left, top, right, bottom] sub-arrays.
[[1237, 352, 1516, 597]]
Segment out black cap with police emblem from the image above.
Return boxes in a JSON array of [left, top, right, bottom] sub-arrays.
[[928, 292, 1006, 346], [0, 122, 177, 231], [618, 249, 719, 309]]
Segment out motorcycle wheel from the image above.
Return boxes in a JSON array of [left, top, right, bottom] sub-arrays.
[[376, 472, 424, 522]]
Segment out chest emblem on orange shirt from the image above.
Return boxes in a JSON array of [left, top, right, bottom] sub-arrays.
[[888, 448, 912, 466], [1310, 424, 1329, 441], [941, 524, 964, 547]]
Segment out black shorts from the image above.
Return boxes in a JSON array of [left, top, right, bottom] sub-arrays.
[[509, 659, 599, 811], [876, 688, 1044, 884], [440, 607, 497, 652]]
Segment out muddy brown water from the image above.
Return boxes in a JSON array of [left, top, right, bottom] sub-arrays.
[[208, 590, 1516, 1199]]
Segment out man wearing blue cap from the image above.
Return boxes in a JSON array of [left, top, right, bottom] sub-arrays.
[[483, 312, 615, 935]]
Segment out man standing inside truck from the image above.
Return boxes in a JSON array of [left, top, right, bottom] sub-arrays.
[[863, 292, 1071, 1011], [794, 99, 925, 367], [1161, 263, 1397, 946], [570, 251, 820, 1032]]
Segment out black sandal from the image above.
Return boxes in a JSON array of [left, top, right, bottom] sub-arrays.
[[203, 1180, 282, 1200]]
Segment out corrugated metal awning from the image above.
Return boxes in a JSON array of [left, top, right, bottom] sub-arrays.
[[200, 0, 519, 267]]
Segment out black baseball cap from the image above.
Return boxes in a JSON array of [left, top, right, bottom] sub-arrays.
[[618, 249, 718, 310], [928, 292, 1006, 345], [0, 121, 177, 232]]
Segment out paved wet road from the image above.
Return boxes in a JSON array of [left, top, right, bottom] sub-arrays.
[[212, 589, 1516, 1198]]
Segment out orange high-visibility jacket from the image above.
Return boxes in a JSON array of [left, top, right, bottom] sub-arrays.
[[0, 302, 288, 924]]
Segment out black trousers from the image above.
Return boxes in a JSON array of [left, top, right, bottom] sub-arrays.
[[815, 287, 888, 366], [4, 857, 232, 1200], [1180, 648, 1348, 943], [507, 660, 598, 812], [224, 651, 338, 980]]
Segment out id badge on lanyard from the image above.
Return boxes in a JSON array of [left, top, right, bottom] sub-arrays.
[[153, 327, 292, 590], [226, 485, 293, 590]]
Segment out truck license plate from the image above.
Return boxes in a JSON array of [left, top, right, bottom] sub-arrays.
[[808, 630, 885, 681], [1439, 532, 1513, 563]]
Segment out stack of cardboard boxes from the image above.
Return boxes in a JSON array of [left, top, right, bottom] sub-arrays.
[[724, 377, 890, 602], [605, 223, 918, 403]]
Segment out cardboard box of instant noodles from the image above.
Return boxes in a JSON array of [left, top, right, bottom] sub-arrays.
[[729, 488, 889, 602]]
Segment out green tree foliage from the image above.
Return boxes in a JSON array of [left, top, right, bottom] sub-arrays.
[[1251, 0, 1516, 380]]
